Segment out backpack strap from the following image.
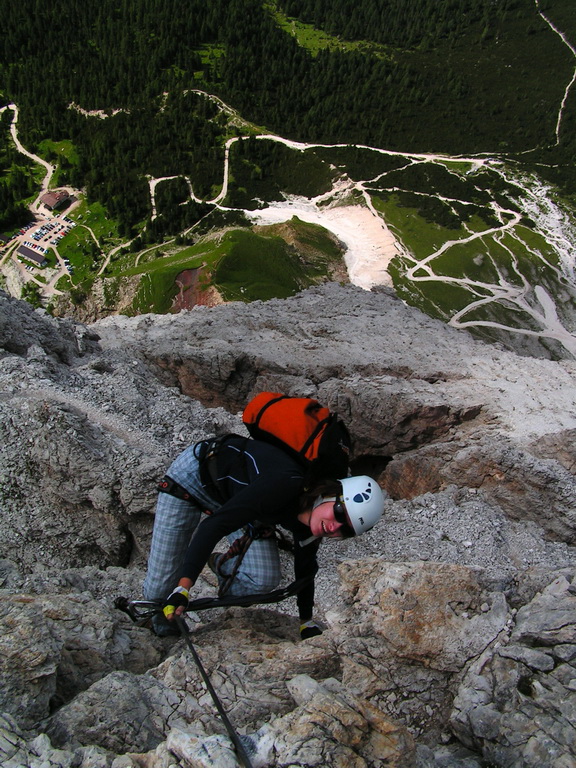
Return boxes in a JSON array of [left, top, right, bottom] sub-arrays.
[[193, 434, 247, 503], [250, 394, 288, 428], [300, 413, 331, 458]]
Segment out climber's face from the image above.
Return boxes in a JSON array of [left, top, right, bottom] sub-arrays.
[[298, 496, 353, 539]]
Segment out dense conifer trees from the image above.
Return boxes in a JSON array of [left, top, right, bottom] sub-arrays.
[[0, 0, 574, 230]]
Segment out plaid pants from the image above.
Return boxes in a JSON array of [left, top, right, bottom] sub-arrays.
[[143, 445, 282, 601]]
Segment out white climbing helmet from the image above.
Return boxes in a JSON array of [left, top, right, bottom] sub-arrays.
[[338, 476, 386, 536]]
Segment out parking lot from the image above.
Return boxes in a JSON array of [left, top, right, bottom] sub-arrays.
[[14, 215, 77, 274]]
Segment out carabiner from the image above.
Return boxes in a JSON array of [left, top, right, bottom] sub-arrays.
[[114, 597, 163, 624]]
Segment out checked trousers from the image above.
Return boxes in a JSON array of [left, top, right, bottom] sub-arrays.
[[143, 445, 282, 602]]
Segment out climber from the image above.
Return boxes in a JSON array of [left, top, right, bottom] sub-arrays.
[[143, 435, 386, 637]]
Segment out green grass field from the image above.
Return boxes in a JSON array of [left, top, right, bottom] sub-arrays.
[[37, 139, 79, 187], [52, 198, 122, 290], [66, 200, 121, 244], [372, 192, 465, 258], [117, 219, 344, 313]]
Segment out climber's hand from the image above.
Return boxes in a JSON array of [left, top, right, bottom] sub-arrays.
[[300, 619, 323, 640], [162, 586, 189, 620]]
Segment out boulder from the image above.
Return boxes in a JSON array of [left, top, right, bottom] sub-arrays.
[[383, 435, 576, 544], [327, 560, 510, 741], [0, 712, 113, 768], [0, 591, 162, 730]]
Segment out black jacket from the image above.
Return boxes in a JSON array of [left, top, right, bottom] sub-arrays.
[[180, 436, 320, 620]]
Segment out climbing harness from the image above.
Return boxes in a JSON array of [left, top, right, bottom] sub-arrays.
[[194, 434, 247, 504], [214, 523, 281, 598], [157, 435, 243, 507]]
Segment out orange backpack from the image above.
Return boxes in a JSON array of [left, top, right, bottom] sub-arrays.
[[242, 392, 351, 480]]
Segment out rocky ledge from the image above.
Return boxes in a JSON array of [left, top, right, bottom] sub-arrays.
[[0, 284, 575, 768]]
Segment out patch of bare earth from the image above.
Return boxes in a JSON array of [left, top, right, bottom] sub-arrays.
[[171, 268, 223, 311]]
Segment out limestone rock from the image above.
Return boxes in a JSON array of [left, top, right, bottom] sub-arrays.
[[0, 712, 113, 768], [162, 675, 416, 768], [151, 608, 340, 731], [333, 561, 509, 672], [325, 560, 511, 742], [281, 674, 416, 768], [450, 571, 576, 767], [46, 669, 194, 753], [0, 290, 97, 363], [167, 729, 239, 768], [0, 591, 163, 730], [384, 435, 576, 544], [529, 428, 576, 474], [42, 609, 335, 753], [2, 283, 576, 767], [2, 284, 576, 577], [0, 598, 60, 730], [0, 340, 240, 573], [41, 610, 416, 765]]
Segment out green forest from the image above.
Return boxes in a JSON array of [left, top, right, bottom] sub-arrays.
[[0, 0, 575, 233], [1, 0, 575, 359]]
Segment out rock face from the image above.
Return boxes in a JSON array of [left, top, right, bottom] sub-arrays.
[[0, 588, 163, 731], [451, 572, 576, 768], [1, 284, 575, 767]]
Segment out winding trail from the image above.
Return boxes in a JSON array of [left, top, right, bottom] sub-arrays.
[[1, 103, 55, 209], [146, 105, 576, 356], [3, 61, 576, 357], [535, 0, 576, 145], [147, 130, 485, 292]]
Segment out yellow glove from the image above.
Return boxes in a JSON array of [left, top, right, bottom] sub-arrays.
[[162, 586, 189, 619]]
